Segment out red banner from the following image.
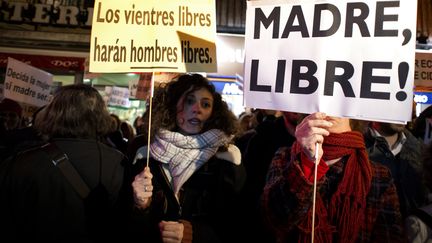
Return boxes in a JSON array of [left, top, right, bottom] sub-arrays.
[[0, 53, 85, 72]]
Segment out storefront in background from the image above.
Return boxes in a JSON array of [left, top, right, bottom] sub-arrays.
[[414, 50, 432, 117]]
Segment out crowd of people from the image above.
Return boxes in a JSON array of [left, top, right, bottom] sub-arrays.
[[0, 73, 432, 242]]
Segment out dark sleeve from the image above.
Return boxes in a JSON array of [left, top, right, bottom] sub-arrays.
[[116, 158, 162, 241], [200, 159, 246, 243], [260, 147, 325, 239], [367, 163, 405, 242]]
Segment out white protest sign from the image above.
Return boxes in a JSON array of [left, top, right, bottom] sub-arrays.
[[106, 86, 131, 108], [4, 58, 53, 107], [244, 0, 416, 123], [129, 79, 138, 99], [90, 0, 217, 73]]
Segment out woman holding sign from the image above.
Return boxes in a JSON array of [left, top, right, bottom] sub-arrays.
[[124, 74, 245, 243], [261, 112, 404, 242]]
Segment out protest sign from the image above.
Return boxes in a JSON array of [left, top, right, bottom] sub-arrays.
[[129, 78, 138, 99], [89, 0, 217, 73], [134, 72, 180, 100], [135, 73, 153, 100], [244, 0, 416, 123], [106, 86, 131, 108], [4, 57, 53, 107]]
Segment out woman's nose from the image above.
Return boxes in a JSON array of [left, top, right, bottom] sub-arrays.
[[191, 103, 202, 113]]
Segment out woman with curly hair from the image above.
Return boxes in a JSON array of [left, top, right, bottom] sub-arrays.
[[123, 74, 246, 243]]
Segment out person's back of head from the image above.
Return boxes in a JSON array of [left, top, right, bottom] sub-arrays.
[[120, 121, 135, 142], [34, 84, 114, 139]]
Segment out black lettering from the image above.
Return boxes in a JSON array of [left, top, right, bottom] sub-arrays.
[[290, 60, 318, 94], [250, 60, 272, 92], [375, 1, 399, 37], [360, 61, 392, 99], [254, 7, 280, 39], [345, 2, 371, 37], [281, 6, 309, 38], [324, 60, 355, 97], [275, 60, 286, 92], [312, 4, 341, 37]]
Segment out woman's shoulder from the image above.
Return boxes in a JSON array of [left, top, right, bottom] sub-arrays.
[[215, 144, 241, 165]]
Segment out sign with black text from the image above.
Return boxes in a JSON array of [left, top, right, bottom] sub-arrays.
[[244, 0, 416, 123], [89, 0, 217, 73], [4, 58, 53, 107]]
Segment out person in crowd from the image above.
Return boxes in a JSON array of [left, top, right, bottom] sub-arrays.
[[0, 98, 23, 132], [123, 74, 246, 243], [106, 113, 129, 154], [236, 110, 301, 243], [0, 84, 126, 242], [0, 105, 46, 163], [0, 98, 24, 161], [412, 105, 432, 144], [234, 111, 256, 153], [120, 121, 135, 143], [133, 115, 145, 136], [364, 121, 427, 219], [405, 141, 432, 242], [417, 31, 429, 44], [262, 112, 404, 242]]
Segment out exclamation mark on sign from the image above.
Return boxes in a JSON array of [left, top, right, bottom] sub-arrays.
[[396, 62, 409, 101]]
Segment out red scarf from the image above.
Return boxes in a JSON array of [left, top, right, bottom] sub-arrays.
[[294, 131, 373, 243]]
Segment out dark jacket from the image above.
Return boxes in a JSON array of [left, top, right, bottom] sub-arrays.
[[364, 128, 428, 218], [238, 115, 296, 243], [124, 153, 246, 243], [0, 138, 125, 242]]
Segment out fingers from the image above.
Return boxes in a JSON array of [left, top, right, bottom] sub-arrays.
[[159, 221, 184, 243], [295, 112, 333, 161], [132, 166, 153, 209]]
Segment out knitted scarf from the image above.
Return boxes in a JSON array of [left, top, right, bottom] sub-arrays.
[[150, 129, 229, 194], [295, 131, 373, 243]]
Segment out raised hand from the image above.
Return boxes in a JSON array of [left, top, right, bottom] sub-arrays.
[[132, 166, 153, 209], [294, 112, 332, 161]]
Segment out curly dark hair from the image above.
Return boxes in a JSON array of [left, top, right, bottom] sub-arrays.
[[143, 74, 239, 142], [34, 84, 114, 139]]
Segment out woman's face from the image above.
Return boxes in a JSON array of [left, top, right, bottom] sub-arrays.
[[176, 87, 214, 135]]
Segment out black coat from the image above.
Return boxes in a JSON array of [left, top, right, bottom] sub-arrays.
[[364, 128, 428, 218], [0, 138, 125, 242], [124, 154, 246, 243]]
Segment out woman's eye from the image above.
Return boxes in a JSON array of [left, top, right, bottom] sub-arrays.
[[185, 97, 195, 105], [201, 101, 212, 109]]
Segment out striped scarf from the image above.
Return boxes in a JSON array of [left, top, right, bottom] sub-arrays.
[[150, 129, 229, 194]]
